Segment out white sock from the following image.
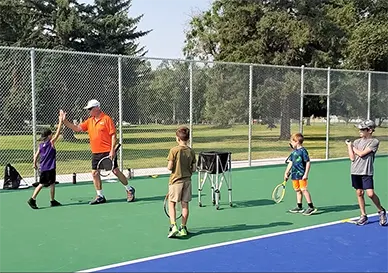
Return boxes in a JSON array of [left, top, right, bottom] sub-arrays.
[[125, 185, 132, 191], [96, 190, 103, 197]]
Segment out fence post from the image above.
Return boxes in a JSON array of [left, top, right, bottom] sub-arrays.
[[189, 62, 193, 147], [30, 48, 37, 183], [367, 72, 371, 120], [118, 56, 123, 171], [325, 67, 331, 160], [299, 65, 304, 134], [248, 65, 253, 167]]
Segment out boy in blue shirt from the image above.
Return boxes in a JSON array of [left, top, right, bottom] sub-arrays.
[[284, 133, 317, 215]]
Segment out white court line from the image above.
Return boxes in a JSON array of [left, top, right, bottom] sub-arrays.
[[78, 212, 379, 272]]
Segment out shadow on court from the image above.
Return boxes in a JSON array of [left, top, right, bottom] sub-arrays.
[[314, 204, 370, 215], [62, 194, 200, 207], [178, 221, 293, 239], [233, 199, 276, 208], [206, 198, 275, 210]]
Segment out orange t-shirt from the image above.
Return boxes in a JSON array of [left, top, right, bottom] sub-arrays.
[[79, 112, 116, 153]]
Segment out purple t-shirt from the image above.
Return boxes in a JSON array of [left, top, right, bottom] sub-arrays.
[[39, 141, 56, 171]]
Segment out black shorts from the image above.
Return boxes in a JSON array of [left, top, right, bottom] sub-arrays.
[[39, 169, 56, 187], [92, 152, 118, 170], [351, 175, 374, 190]]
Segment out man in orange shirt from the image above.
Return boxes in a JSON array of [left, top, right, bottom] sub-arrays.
[[62, 99, 135, 205]]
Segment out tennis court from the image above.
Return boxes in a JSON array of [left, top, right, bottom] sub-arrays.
[[1, 157, 387, 272]]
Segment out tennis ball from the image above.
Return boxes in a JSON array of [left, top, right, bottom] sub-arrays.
[[149, 175, 159, 178]]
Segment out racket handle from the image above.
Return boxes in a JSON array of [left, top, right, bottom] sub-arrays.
[[115, 143, 121, 152], [72, 173, 77, 184]]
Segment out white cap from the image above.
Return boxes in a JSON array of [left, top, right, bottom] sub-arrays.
[[356, 119, 376, 130], [83, 99, 100, 109]]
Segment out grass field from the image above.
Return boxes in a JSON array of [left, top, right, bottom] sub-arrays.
[[1, 123, 387, 178]]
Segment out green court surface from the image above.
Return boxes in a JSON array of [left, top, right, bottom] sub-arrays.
[[1, 157, 387, 272]]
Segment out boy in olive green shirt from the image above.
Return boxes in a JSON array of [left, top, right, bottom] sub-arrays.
[[167, 126, 196, 238]]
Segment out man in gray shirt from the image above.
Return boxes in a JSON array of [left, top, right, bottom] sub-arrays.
[[346, 120, 386, 226]]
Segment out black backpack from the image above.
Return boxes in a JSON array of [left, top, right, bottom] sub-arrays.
[[3, 163, 23, 190]]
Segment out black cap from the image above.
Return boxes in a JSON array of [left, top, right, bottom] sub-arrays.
[[39, 128, 52, 141]]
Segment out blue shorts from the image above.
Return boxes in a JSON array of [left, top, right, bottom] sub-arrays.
[[351, 175, 374, 190]]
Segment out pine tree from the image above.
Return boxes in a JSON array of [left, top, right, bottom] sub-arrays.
[[86, 0, 150, 55]]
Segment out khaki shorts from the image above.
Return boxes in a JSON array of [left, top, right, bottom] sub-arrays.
[[169, 179, 192, 203]]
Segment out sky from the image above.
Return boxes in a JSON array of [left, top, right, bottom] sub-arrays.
[[79, 0, 213, 59]]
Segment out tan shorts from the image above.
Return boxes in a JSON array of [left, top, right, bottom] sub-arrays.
[[168, 179, 192, 203]]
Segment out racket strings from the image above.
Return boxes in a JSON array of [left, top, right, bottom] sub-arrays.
[[100, 159, 113, 170], [272, 184, 285, 203], [98, 158, 113, 176], [274, 187, 283, 199], [164, 195, 183, 220]]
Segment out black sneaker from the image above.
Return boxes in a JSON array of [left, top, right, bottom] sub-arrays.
[[89, 195, 107, 205], [303, 207, 317, 216], [126, 187, 135, 202], [50, 200, 62, 207], [356, 215, 368, 226], [379, 209, 387, 226], [27, 198, 38, 209], [289, 207, 304, 213]]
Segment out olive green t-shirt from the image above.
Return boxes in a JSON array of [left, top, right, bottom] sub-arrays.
[[167, 145, 196, 184]]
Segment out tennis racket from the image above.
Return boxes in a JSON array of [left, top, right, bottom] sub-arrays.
[[272, 143, 293, 203], [163, 193, 182, 220], [97, 144, 121, 177], [272, 180, 287, 203], [285, 143, 294, 163]]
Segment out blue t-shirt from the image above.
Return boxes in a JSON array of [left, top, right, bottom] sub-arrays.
[[39, 141, 56, 171], [289, 147, 310, 180]]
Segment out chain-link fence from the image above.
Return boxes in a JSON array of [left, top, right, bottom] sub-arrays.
[[1, 46, 387, 183]]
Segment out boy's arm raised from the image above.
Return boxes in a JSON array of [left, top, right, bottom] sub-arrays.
[[51, 110, 64, 144], [61, 110, 83, 132]]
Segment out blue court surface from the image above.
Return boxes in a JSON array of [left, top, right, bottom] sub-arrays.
[[81, 214, 387, 272]]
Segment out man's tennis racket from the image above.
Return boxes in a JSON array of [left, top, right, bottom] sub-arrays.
[[163, 193, 182, 220], [272, 180, 287, 203], [97, 144, 121, 177]]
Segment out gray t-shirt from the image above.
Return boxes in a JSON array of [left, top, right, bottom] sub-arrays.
[[351, 138, 379, 175]]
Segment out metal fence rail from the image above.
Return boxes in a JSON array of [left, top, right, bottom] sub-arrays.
[[1, 46, 387, 183]]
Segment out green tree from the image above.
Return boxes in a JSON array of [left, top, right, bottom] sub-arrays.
[[185, 0, 343, 137], [203, 64, 249, 126], [86, 0, 150, 55]]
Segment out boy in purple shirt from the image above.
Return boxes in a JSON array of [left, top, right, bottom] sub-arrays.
[[27, 111, 64, 209]]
